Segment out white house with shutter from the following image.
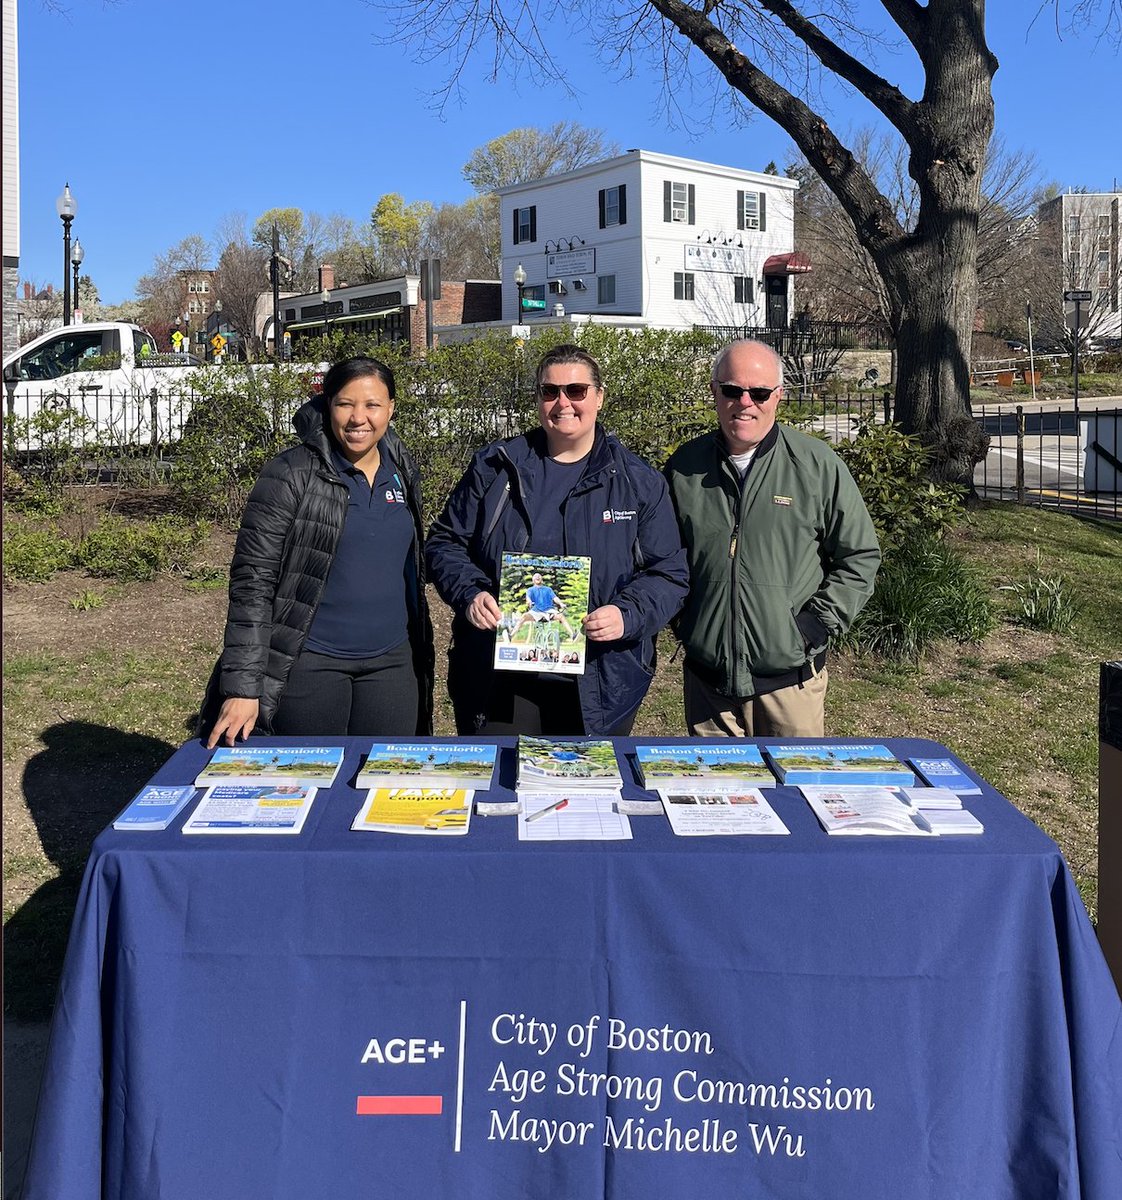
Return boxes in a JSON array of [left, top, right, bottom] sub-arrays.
[[498, 149, 804, 333]]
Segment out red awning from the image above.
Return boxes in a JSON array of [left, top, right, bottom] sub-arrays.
[[762, 252, 812, 276]]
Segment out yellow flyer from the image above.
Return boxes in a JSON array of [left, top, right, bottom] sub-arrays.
[[351, 788, 474, 835]]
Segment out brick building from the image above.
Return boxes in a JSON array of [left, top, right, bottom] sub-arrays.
[[279, 265, 500, 355]]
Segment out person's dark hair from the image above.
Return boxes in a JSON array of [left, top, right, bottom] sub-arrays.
[[534, 343, 603, 392], [322, 356, 396, 402]]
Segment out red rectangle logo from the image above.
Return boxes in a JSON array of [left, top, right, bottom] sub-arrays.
[[356, 1095, 443, 1116]]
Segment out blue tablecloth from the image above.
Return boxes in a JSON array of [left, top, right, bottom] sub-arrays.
[[20, 737, 1122, 1199]]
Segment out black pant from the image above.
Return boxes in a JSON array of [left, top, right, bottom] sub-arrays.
[[272, 642, 418, 737], [468, 672, 637, 738]]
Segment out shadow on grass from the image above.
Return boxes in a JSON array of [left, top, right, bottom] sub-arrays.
[[3, 721, 177, 1021]]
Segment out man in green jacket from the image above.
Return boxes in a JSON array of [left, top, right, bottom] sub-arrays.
[[665, 339, 880, 737]]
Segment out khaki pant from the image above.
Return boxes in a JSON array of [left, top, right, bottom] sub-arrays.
[[683, 660, 828, 738]]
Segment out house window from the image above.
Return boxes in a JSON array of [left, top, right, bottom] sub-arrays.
[[673, 272, 695, 301], [198, 280, 209, 293], [513, 205, 537, 245], [599, 184, 627, 228], [734, 276, 754, 304], [737, 189, 767, 232], [188, 299, 202, 314], [1067, 215, 1081, 233], [1099, 250, 1111, 289], [598, 275, 616, 304], [663, 180, 695, 224]]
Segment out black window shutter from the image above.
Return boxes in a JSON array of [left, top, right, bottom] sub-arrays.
[[618, 184, 627, 225], [663, 180, 672, 222], [529, 207, 537, 243], [513, 209, 520, 245], [688, 184, 696, 225], [737, 190, 745, 230], [759, 192, 767, 232], [599, 189, 606, 229]]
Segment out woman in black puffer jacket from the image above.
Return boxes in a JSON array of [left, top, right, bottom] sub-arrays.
[[202, 357, 434, 746]]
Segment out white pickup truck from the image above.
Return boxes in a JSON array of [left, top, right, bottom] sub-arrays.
[[3, 321, 206, 449]]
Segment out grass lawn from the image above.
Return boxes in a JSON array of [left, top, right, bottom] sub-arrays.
[[3, 496, 1119, 1019]]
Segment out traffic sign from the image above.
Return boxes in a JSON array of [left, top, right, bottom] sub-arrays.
[[1064, 290, 1093, 303], [521, 299, 546, 311], [211, 333, 227, 352]]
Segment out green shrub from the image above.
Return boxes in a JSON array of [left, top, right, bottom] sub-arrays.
[[1006, 555, 1078, 632], [3, 526, 76, 582], [74, 516, 209, 582], [846, 535, 995, 660], [170, 367, 306, 524], [835, 421, 966, 549], [68, 589, 106, 611]]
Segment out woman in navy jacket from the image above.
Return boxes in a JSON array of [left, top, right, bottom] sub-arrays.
[[426, 344, 688, 736]]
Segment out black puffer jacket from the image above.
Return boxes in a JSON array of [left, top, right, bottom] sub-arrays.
[[203, 395, 434, 734]]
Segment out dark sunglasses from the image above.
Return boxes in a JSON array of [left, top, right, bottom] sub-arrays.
[[539, 382, 593, 401], [717, 382, 780, 404]]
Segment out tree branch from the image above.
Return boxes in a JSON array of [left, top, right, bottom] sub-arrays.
[[878, 0, 926, 52], [649, 1, 906, 252]]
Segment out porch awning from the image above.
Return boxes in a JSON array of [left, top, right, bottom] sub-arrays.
[[285, 309, 402, 331], [762, 252, 812, 275]]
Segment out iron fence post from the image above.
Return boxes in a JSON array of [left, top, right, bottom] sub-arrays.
[[1016, 405, 1025, 504]]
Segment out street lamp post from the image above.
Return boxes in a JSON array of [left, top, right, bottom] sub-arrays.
[[56, 183, 77, 326], [71, 239, 84, 321], [514, 262, 526, 324], [321, 287, 331, 351], [212, 299, 223, 361]]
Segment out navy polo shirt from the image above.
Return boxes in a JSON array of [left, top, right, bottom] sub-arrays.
[[527, 450, 587, 555], [303, 450, 414, 658]]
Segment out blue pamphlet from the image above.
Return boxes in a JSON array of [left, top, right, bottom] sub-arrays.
[[909, 757, 983, 795], [765, 743, 915, 787], [113, 785, 197, 831]]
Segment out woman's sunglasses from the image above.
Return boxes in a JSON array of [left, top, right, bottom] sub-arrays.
[[539, 382, 594, 400]]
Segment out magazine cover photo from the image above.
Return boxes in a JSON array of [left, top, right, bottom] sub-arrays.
[[493, 553, 591, 675]]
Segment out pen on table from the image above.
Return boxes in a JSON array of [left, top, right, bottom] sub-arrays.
[[526, 798, 569, 823]]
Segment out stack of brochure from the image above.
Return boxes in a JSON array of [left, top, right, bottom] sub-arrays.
[[635, 743, 776, 791], [900, 786, 984, 834], [516, 737, 623, 792], [800, 786, 936, 836], [183, 784, 318, 835], [660, 789, 789, 837], [352, 788, 474, 836], [194, 745, 344, 789], [114, 784, 197, 831], [766, 744, 915, 787], [908, 757, 983, 795], [357, 742, 497, 792]]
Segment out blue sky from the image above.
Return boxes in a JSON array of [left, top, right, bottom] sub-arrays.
[[16, 0, 1122, 305]]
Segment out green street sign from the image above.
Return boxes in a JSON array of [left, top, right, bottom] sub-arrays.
[[521, 299, 546, 311]]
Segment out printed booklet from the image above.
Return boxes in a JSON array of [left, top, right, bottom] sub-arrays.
[[357, 742, 497, 791], [194, 746, 344, 790], [517, 737, 623, 791], [493, 553, 591, 676], [635, 743, 776, 790], [182, 784, 317, 835], [908, 757, 983, 795], [352, 788, 474, 835], [660, 790, 790, 837], [113, 784, 197, 831], [799, 786, 935, 836], [765, 743, 914, 787]]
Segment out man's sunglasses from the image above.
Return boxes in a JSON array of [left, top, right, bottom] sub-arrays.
[[717, 382, 780, 404], [539, 382, 594, 400]]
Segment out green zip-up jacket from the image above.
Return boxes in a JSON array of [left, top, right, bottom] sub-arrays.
[[665, 423, 880, 699]]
